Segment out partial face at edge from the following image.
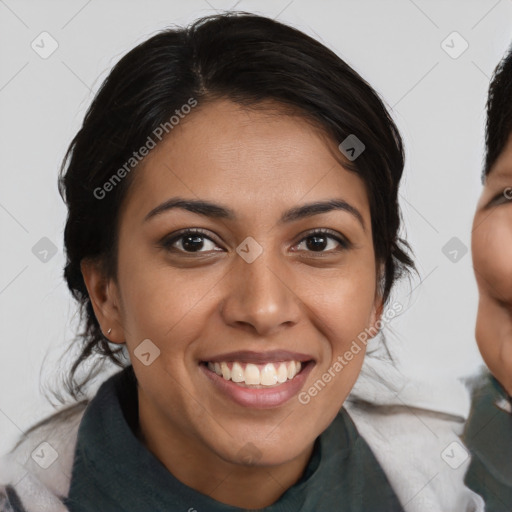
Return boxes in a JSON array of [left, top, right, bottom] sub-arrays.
[[92, 98, 382, 467], [472, 133, 512, 395]]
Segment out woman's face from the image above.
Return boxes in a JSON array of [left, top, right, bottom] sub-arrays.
[[472, 133, 512, 395], [91, 99, 381, 471]]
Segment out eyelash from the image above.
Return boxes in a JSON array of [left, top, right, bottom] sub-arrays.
[[159, 228, 351, 255]]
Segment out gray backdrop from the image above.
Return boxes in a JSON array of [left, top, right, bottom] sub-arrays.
[[1, 0, 511, 455]]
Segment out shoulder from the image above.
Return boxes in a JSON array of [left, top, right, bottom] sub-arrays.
[[463, 371, 512, 508], [344, 353, 484, 511], [464, 369, 512, 449], [0, 400, 88, 512]]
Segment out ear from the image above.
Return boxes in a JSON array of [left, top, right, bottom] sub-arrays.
[[80, 258, 124, 344], [369, 293, 384, 334], [369, 263, 385, 335]]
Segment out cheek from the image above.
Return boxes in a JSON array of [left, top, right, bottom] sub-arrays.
[[118, 262, 224, 345], [473, 212, 512, 303], [315, 280, 376, 335], [296, 264, 378, 350]]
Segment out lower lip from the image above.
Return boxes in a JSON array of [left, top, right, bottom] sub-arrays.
[[200, 362, 314, 409]]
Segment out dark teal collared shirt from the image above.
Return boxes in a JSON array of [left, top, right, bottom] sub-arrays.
[[63, 365, 404, 512], [464, 373, 512, 511]]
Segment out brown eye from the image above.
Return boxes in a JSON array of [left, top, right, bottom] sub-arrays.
[[160, 229, 223, 253], [294, 229, 351, 253]]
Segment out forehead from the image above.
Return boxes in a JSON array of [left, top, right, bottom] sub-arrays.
[[124, 99, 370, 222]]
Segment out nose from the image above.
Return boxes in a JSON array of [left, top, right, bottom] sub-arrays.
[[220, 247, 302, 337]]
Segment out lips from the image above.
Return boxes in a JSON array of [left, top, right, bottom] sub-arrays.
[[200, 350, 315, 408], [204, 350, 314, 364]]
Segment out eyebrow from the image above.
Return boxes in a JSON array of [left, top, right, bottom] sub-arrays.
[[144, 196, 365, 229]]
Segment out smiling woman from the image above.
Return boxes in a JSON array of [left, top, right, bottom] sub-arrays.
[[0, 11, 481, 512]]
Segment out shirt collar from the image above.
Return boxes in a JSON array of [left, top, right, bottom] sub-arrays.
[[491, 375, 512, 414]]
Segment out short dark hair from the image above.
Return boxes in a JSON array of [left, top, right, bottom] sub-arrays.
[[484, 44, 512, 177], [57, 11, 414, 401]]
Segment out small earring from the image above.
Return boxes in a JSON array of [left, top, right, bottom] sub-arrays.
[[107, 328, 112, 335]]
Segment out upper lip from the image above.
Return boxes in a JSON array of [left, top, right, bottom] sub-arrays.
[[202, 350, 315, 364]]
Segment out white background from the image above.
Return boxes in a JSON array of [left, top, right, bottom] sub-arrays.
[[1, 0, 512, 456]]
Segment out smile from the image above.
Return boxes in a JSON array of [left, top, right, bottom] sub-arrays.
[[206, 360, 302, 387], [200, 351, 315, 408]]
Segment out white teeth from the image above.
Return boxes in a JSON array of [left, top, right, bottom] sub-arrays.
[[261, 363, 278, 385], [245, 364, 260, 385], [207, 360, 304, 386], [221, 362, 231, 380], [277, 363, 288, 383], [231, 362, 244, 383]]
